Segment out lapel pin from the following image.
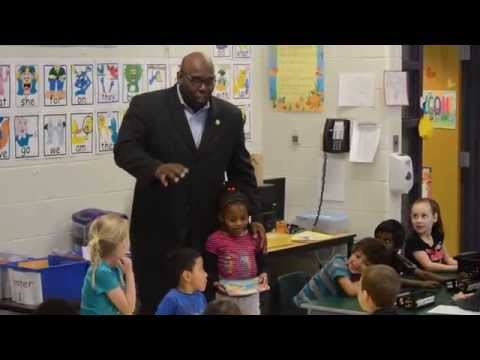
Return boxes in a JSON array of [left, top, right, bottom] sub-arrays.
[[215, 119, 221, 126]]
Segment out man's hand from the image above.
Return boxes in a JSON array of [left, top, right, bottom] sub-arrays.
[[251, 222, 266, 252], [155, 163, 189, 187]]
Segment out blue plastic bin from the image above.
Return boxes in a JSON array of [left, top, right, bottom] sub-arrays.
[[7, 255, 89, 304]]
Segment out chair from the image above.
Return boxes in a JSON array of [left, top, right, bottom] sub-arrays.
[[277, 271, 310, 315]]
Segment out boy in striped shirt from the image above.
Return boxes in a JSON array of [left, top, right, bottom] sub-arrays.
[[294, 237, 389, 305]]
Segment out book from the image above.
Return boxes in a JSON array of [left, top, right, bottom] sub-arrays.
[[291, 231, 332, 242], [220, 277, 270, 297]]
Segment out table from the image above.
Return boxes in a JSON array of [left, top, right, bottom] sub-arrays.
[[300, 285, 456, 315], [267, 232, 356, 256]]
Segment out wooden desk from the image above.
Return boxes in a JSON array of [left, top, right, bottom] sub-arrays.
[[267, 232, 356, 256], [300, 286, 456, 315]]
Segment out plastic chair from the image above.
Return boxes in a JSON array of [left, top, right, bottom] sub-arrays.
[[277, 271, 310, 315]]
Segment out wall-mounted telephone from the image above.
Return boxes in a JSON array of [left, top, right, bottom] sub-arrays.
[[323, 118, 350, 153]]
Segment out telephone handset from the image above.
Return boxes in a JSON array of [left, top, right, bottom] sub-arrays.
[[323, 118, 350, 153]]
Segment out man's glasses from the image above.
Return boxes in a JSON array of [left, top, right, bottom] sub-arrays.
[[183, 73, 216, 87]]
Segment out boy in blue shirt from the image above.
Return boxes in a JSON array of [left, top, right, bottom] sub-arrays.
[[155, 247, 208, 315], [294, 237, 389, 305]]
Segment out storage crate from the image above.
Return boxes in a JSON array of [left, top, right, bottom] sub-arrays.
[[7, 255, 89, 306], [72, 208, 128, 246], [0, 253, 31, 299]]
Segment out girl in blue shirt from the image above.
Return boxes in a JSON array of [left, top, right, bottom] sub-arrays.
[[80, 214, 136, 315]]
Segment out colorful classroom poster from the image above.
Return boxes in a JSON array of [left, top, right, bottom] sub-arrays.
[[14, 115, 39, 158], [422, 167, 432, 199], [213, 64, 232, 99], [233, 64, 251, 99], [169, 62, 181, 87], [96, 63, 120, 104], [15, 64, 40, 108], [422, 90, 456, 129], [97, 111, 119, 153], [0, 65, 11, 108], [71, 64, 94, 105], [71, 112, 94, 154], [44, 64, 67, 106], [234, 45, 251, 58], [43, 114, 67, 157], [146, 64, 167, 92], [122, 64, 144, 103], [237, 104, 252, 140], [269, 45, 324, 112], [0, 116, 10, 159], [213, 45, 232, 58]]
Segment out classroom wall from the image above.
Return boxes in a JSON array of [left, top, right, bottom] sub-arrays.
[[0, 45, 402, 256], [422, 45, 461, 256], [0, 45, 262, 256], [260, 45, 404, 239]]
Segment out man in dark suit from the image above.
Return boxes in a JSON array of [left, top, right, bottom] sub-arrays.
[[114, 52, 265, 314]]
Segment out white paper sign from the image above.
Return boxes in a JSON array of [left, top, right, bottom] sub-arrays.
[[338, 73, 376, 107], [349, 122, 381, 163], [384, 71, 409, 106], [8, 269, 43, 306]]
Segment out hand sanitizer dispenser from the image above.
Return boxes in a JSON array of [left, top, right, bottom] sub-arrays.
[[389, 153, 414, 194]]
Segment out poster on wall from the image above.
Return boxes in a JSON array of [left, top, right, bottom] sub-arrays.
[[97, 110, 119, 153], [15, 64, 40, 108], [0, 116, 10, 160], [14, 115, 39, 159], [234, 45, 251, 58], [122, 64, 144, 103], [146, 64, 168, 92], [213, 64, 232, 99], [237, 103, 252, 140], [213, 45, 232, 58], [0, 65, 11, 108], [96, 63, 120, 104], [169, 62, 181, 87], [71, 112, 94, 155], [71, 64, 94, 105], [269, 45, 324, 112], [44, 64, 67, 106], [233, 64, 251, 99], [422, 90, 456, 129], [422, 166, 432, 198], [43, 114, 67, 157]]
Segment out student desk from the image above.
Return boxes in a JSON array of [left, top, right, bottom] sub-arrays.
[[300, 285, 455, 315], [267, 232, 356, 256]]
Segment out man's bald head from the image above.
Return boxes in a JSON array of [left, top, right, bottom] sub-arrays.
[[177, 52, 216, 112], [180, 52, 214, 74]]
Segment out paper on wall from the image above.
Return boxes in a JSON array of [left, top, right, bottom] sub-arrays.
[[384, 71, 409, 106], [338, 72, 376, 107], [349, 122, 381, 163]]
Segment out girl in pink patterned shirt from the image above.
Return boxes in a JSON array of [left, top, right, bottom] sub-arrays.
[[205, 189, 268, 315]]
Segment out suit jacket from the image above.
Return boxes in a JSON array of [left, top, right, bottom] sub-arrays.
[[114, 86, 260, 260]]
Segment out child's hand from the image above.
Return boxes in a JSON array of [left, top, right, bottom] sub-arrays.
[[452, 291, 475, 301], [213, 281, 228, 296], [117, 257, 133, 275], [258, 273, 269, 290], [421, 280, 441, 289]]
